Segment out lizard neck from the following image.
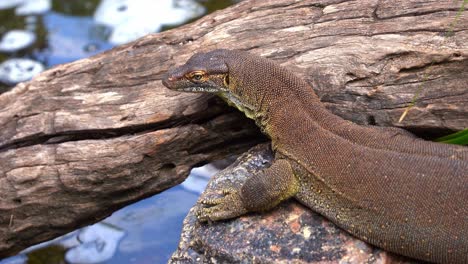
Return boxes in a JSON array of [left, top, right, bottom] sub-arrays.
[[255, 80, 341, 138], [222, 51, 338, 136], [221, 50, 350, 138]]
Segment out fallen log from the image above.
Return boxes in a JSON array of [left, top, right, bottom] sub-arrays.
[[1, 0, 467, 258]]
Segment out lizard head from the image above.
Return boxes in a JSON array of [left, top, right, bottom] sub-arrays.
[[162, 50, 230, 94], [163, 50, 258, 119], [162, 49, 268, 121]]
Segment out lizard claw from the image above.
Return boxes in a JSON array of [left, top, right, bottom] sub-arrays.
[[199, 188, 238, 205], [197, 189, 248, 222]]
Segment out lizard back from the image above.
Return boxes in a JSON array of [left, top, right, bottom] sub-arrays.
[[224, 50, 468, 263], [163, 49, 468, 263]]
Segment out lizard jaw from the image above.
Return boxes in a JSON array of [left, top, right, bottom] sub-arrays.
[[173, 87, 221, 93], [162, 77, 223, 93]]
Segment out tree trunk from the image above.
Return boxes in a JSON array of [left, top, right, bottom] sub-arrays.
[[0, 0, 466, 257]]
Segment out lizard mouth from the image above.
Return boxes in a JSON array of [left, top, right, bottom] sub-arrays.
[[174, 87, 221, 93], [162, 77, 221, 93]]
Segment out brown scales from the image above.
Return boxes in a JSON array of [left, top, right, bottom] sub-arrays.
[[163, 49, 468, 264]]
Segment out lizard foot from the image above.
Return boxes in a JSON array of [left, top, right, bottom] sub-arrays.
[[197, 188, 248, 222]]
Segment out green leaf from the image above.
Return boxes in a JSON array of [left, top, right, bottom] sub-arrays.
[[435, 129, 468, 145]]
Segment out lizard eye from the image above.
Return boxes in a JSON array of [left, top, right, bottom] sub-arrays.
[[187, 71, 206, 82], [192, 73, 203, 80]]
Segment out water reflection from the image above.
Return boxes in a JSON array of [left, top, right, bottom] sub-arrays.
[[39, 11, 113, 65], [0, 170, 214, 264], [0, 0, 238, 87], [94, 0, 204, 45]]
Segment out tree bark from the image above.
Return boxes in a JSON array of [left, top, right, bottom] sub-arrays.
[[1, 0, 467, 257]]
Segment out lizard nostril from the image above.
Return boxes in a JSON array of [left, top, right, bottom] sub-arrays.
[[162, 75, 177, 88]]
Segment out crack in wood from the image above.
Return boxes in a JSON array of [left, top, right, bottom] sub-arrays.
[[0, 112, 220, 152], [373, 7, 464, 21]]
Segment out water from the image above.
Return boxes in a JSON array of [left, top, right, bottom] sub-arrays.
[[0, 0, 239, 263]]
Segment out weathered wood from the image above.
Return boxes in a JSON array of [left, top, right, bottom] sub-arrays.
[[0, 0, 467, 258]]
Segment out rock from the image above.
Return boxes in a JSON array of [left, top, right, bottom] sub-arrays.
[[171, 144, 420, 264]]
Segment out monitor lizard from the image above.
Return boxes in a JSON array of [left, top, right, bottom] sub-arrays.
[[162, 49, 468, 263]]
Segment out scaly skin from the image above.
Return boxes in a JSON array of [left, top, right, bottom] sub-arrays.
[[162, 49, 468, 263]]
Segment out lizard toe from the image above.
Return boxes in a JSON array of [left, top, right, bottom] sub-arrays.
[[199, 188, 239, 205], [196, 191, 248, 222]]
